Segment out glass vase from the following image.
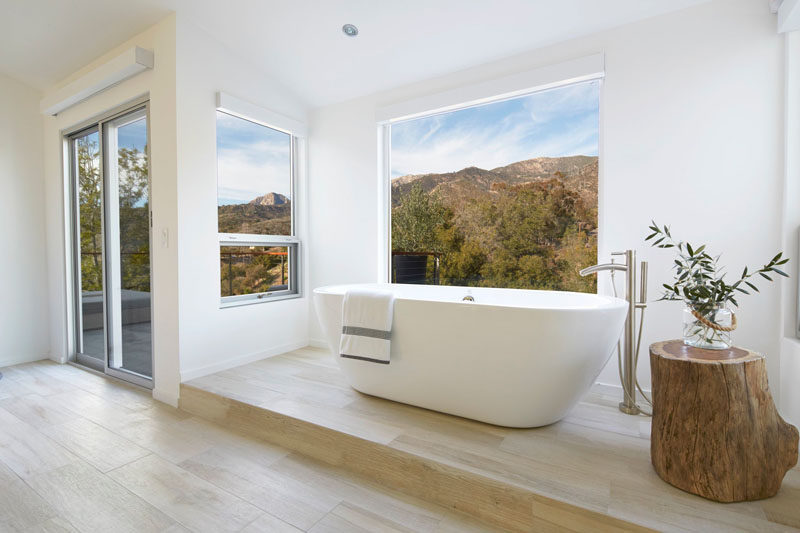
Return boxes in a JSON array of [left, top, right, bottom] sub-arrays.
[[683, 304, 733, 350]]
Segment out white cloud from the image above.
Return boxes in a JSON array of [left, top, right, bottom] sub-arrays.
[[218, 146, 291, 203], [391, 112, 598, 177], [390, 80, 599, 178], [216, 112, 292, 203]]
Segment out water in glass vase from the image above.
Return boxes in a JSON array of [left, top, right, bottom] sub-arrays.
[[683, 305, 733, 350]]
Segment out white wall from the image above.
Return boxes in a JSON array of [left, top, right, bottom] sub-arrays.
[[39, 15, 312, 404], [41, 16, 181, 403], [780, 30, 800, 427], [0, 74, 49, 367], [174, 19, 311, 382], [307, 99, 383, 343], [308, 0, 789, 406]]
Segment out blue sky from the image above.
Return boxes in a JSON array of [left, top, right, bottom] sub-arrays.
[[390, 80, 599, 179], [118, 118, 147, 151], [216, 111, 291, 205], [116, 118, 149, 207]]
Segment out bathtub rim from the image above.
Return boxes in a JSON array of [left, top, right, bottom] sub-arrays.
[[313, 282, 627, 312]]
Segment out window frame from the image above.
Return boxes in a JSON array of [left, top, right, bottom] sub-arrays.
[[215, 94, 303, 307], [377, 55, 605, 284], [219, 239, 300, 307]]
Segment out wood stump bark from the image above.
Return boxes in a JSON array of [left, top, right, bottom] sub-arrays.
[[650, 340, 799, 502]]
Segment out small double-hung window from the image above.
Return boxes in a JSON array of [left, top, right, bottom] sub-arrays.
[[216, 93, 303, 306]]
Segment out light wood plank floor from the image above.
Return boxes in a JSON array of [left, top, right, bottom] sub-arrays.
[[0, 360, 498, 533], [184, 346, 800, 533]]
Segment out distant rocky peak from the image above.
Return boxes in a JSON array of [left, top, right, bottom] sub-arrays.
[[249, 192, 289, 206]]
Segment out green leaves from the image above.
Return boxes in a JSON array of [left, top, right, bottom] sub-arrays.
[[761, 252, 789, 279], [646, 221, 790, 308], [392, 183, 451, 254]]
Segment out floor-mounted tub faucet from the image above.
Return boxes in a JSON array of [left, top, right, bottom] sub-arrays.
[[580, 250, 648, 415]]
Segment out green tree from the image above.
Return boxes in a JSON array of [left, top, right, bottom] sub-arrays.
[[557, 227, 597, 292], [76, 138, 151, 293], [391, 183, 452, 253], [493, 180, 579, 255], [472, 179, 592, 290], [220, 247, 285, 296], [390, 167, 598, 293], [441, 239, 487, 286], [77, 136, 103, 291], [117, 146, 150, 292]]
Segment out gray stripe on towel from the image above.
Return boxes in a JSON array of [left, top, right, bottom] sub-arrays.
[[340, 354, 390, 364], [341, 326, 391, 340]]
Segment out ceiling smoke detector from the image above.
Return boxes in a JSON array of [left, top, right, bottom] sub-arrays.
[[342, 24, 358, 37]]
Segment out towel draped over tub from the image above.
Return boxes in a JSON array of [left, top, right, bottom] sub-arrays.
[[339, 288, 395, 364]]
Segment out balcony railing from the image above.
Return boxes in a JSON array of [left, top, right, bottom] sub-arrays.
[[80, 251, 150, 291], [391, 251, 440, 285], [220, 249, 288, 296]]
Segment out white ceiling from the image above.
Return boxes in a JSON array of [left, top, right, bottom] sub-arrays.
[[1, 1, 173, 90], [1, 0, 711, 107]]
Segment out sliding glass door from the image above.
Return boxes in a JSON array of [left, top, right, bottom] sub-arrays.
[[69, 102, 153, 387], [73, 128, 105, 366]]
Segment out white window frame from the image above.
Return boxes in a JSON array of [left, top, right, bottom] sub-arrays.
[[376, 54, 605, 282], [216, 92, 305, 307]]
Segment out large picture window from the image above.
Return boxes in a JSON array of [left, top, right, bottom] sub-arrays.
[[389, 79, 599, 292], [216, 107, 300, 304]]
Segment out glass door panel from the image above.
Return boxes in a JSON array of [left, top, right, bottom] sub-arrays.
[[105, 109, 152, 380], [69, 102, 153, 387], [73, 128, 105, 368]]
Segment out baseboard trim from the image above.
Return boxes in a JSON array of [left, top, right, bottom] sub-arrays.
[[48, 353, 67, 364], [180, 339, 309, 382], [308, 338, 328, 349], [593, 381, 652, 397], [0, 354, 49, 368]]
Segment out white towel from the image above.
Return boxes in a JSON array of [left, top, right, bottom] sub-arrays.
[[339, 288, 395, 364]]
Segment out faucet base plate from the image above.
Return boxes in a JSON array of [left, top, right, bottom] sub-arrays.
[[618, 402, 641, 415]]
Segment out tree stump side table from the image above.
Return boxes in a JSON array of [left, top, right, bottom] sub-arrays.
[[649, 340, 799, 502]]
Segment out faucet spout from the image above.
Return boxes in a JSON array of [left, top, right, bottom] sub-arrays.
[[579, 262, 628, 277]]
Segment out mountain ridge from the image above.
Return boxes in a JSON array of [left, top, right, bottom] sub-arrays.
[[391, 155, 598, 208], [218, 193, 291, 234]]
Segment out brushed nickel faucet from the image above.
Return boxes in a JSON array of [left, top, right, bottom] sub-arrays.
[[580, 250, 648, 415]]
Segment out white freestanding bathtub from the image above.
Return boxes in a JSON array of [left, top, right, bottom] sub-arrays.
[[313, 283, 627, 428]]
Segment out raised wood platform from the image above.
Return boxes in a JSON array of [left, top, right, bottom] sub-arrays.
[[180, 347, 800, 532]]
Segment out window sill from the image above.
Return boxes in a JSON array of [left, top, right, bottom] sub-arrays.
[[219, 291, 302, 309]]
